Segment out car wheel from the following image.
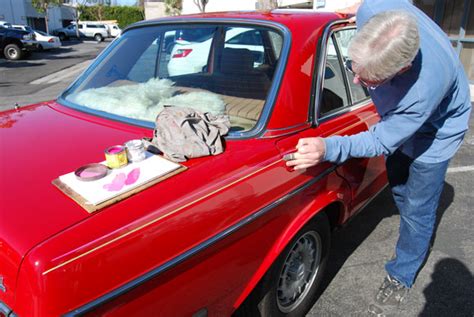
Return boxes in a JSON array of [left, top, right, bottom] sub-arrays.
[[4, 44, 23, 60], [94, 34, 103, 42], [38, 44, 44, 51], [58, 33, 67, 41], [238, 213, 330, 317]]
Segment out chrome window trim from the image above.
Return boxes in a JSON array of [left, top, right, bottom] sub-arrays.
[[64, 165, 337, 316], [313, 21, 373, 125], [318, 98, 372, 124], [56, 18, 292, 140], [332, 26, 371, 105]]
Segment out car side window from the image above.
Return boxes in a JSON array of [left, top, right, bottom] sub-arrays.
[[127, 35, 161, 82], [333, 28, 370, 103], [320, 36, 349, 116], [224, 27, 265, 67]]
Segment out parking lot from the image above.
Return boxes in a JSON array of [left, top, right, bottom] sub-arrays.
[[0, 40, 109, 110], [0, 41, 473, 316]]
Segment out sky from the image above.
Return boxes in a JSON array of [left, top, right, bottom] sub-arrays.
[[115, 0, 137, 5]]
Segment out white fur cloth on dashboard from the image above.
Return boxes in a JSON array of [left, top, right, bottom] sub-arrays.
[[67, 78, 226, 122]]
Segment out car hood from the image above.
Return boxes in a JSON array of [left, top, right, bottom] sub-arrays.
[[0, 102, 153, 298]]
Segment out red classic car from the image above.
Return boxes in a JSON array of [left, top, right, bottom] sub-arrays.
[[0, 10, 387, 317]]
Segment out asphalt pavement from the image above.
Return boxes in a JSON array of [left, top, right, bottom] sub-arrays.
[[0, 41, 473, 316], [0, 39, 109, 110], [307, 110, 474, 316]]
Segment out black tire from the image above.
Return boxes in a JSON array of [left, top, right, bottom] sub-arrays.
[[58, 33, 67, 41], [238, 213, 330, 317], [94, 34, 103, 42], [4, 43, 23, 60], [37, 44, 44, 51]]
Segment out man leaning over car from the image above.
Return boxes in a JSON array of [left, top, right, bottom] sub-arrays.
[[287, 0, 472, 315]]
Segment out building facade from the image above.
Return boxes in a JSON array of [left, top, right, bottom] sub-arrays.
[[413, 0, 473, 83], [0, 0, 76, 32], [0, 0, 121, 33]]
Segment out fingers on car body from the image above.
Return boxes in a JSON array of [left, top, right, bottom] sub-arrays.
[[286, 137, 326, 170]]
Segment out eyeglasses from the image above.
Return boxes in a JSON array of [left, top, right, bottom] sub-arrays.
[[344, 59, 388, 90]]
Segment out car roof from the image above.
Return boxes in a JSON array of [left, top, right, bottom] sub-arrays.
[[132, 10, 344, 31]]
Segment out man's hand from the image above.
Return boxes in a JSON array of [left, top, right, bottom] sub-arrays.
[[285, 137, 326, 170], [335, 1, 362, 23]]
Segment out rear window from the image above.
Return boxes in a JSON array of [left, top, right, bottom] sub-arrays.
[[62, 24, 285, 133]]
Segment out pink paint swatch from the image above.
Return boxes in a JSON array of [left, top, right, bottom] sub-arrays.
[[103, 173, 127, 191], [125, 168, 140, 185], [103, 168, 141, 192]]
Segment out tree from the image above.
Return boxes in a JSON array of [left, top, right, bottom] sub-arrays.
[[136, 0, 145, 9], [193, 0, 209, 13], [73, 0, 90, 38], [31, 0, 62, 34], [165, 0, 182, 16]]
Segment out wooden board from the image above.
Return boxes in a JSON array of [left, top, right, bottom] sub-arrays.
[[52, 165, 187, 213]]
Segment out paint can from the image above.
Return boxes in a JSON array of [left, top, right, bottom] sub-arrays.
[[104, 145, 128, 169], [125, 139, 146, 163]]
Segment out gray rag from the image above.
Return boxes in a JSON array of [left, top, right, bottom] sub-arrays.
[[152, 106, 231, 162]]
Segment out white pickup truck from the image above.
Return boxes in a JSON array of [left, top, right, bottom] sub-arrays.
[[54, 22, 108, 42]]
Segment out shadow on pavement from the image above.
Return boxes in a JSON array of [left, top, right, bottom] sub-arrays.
[[420, 258, 474, 316], [60, 39, 111, 46], [316, 182, 455, 300], [0, 61, 45, 68], [58, 40, 85, 46], [34, 47, 74, 56]]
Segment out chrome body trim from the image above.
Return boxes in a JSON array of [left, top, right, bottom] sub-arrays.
[[0, 276, 5, 292]]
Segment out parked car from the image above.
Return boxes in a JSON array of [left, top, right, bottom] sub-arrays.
[[54, 22, 108, 42], [11, 24, 33, 32], [0, 11, 386, 317], [167, 27, 265, 76], [0, 21, 12, 28], [33, 30, 61, 50], [0, 25, 37, 60], [12, 25, 61, 50], [106, 23, 122, 37]]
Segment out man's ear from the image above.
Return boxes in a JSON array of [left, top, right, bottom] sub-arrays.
[[398, 64, 412, 75]]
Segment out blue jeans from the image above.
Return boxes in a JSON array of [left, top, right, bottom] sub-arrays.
[[384, 150, 450, 288]]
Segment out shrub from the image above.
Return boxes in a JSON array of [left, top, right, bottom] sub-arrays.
[[78, 5, 145, 28]]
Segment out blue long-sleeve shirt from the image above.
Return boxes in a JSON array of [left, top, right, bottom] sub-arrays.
[[323, 0, 472, 164]]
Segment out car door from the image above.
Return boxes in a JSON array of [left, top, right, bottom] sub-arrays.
[[317, 27, 387, 215], [0, 28, 5, 47], [275, 25, 386, 221]]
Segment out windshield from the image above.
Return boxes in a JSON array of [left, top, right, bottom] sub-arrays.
[[62, 23, 284, 133]]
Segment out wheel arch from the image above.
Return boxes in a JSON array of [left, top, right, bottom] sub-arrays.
[[3, 38, 23, 48], [232, 192, 347, 311]]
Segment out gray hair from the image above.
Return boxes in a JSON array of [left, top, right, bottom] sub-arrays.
[[348, 10, 420, 82]]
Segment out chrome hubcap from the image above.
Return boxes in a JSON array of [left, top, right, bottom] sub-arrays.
[[7, 48, 17, 58], [277, 231, 322, 313]]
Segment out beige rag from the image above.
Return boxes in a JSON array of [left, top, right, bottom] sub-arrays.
[[152, 106, 231, 162]]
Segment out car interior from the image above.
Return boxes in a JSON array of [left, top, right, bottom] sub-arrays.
[[65, 25, 283, 132]]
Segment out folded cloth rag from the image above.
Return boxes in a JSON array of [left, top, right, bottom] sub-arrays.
[[152, 106, 231, 162]]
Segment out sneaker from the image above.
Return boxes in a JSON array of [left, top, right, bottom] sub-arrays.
[[368, 275, 409, 316]]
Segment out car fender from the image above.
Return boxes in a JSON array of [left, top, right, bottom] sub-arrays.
[[3, 38, 23, 48], [232, 188, 349, 310]]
